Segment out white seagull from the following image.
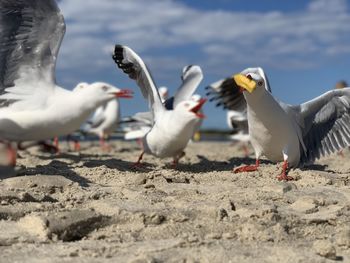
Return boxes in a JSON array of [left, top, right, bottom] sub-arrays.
[[113, 45, 205, 165], [232, 67, 350, 180], [206, 68, 272, 153], [0, 0, 132, 163], [80, 82, 132, 150]]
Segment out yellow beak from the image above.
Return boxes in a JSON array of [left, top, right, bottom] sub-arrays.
[[233, 74, 256, 93]]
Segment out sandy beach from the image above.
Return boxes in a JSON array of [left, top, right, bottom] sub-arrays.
[[0, 140, 350, 262]]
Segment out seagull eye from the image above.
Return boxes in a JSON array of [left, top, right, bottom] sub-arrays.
[[257, 81, 263, 86], [102, 86, 109, 91]]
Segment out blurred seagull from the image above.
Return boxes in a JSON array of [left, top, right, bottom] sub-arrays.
[[80, 82, 132, 151], [0, 0, 132, 164], [113, 45, 205, 166], [232, 67, 350, 180]]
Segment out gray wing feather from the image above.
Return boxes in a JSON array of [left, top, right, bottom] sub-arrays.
[[205, 77, 247, 112], [292, 88, 350, 165], [113, 45, 164, 121], [0, 0, 65, 106]]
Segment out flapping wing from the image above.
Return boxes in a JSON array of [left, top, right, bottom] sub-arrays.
[[205, 77, 247, 112], [173, 65, 203, 108], [227, 110, 248, 132], [294, 88, 350, 164], [113, 45, 164, 121], [0, 0, 65, 107]]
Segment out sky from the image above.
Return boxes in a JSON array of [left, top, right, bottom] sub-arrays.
[[55, 0, 350, 129]]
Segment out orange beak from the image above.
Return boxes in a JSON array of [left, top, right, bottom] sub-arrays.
[[190, 98, 207, 118], [115, 89, 133, 98]]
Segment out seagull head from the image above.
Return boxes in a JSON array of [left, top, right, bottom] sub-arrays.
[[233, 72, 265, 95], [74, 82, 133, 103], [175, 98, 207, 119]]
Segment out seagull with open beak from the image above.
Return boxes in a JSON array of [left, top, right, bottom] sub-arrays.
[[113, 45, 206, 166], [232, 67, 350, 181]]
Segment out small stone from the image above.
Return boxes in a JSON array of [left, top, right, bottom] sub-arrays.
[[1, 200, 8, 206], [217, 208, 228, 221], [263, 182, 297, 194], [144, 184, 155, 189], [134, 174, 147, 185], [313, 240, 337, 259], [69, 251, 79, 257], [205, 233, 222, 240], [222, 232, 235, 239], [290, 197, 318, 214]]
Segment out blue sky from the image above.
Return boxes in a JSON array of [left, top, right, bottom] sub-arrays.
[[55, 0, 350, 129]]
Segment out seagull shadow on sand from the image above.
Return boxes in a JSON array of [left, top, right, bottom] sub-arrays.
[[301, 164, 329, 172], [34, 152, 112, 163], [83, 158, 156, 173], [0, 166, 16, 180], [17, 160, 91, 187]]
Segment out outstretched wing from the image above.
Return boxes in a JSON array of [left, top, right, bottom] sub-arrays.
[[293, 88, 350, 164], [205, 77, 247, 112], [0, 0, 65, 107], [173, 65, 203, 108], [113, 45, 164, 122]]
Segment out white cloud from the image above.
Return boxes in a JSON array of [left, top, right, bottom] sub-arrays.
[[56, 0, 350, 80]]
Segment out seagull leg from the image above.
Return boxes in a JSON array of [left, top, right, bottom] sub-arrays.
[[53, 137, 60, 153], [277, 160, 294, 181], [5, 142, 16, 166], [133, 151, 145, 167], [277, 152, 294, 181], [99, 134, 111, 152], [73, 140, 81, 152], [233, 159, 259, 173], [171, 151, 186, 168]]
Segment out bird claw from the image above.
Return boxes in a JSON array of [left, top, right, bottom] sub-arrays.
[[233, 165, 258, 173]]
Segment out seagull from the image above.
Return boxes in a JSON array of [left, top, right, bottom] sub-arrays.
[[232, 67, 350, 180], [0, 0, 132, 164], [112, 45, 206, 165], [80, 82, 132, 151], [206, 68, 272, 153], [122, 69, 205, 143]]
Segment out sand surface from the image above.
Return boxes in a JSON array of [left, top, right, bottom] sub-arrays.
[[1, 140, 350, 263]]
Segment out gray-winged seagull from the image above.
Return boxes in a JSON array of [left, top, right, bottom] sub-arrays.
[[232, 67, 350, 180]]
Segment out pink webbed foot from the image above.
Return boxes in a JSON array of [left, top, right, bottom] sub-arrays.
[[234, 160, 259, 173], [276, 161, 294, 181]]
